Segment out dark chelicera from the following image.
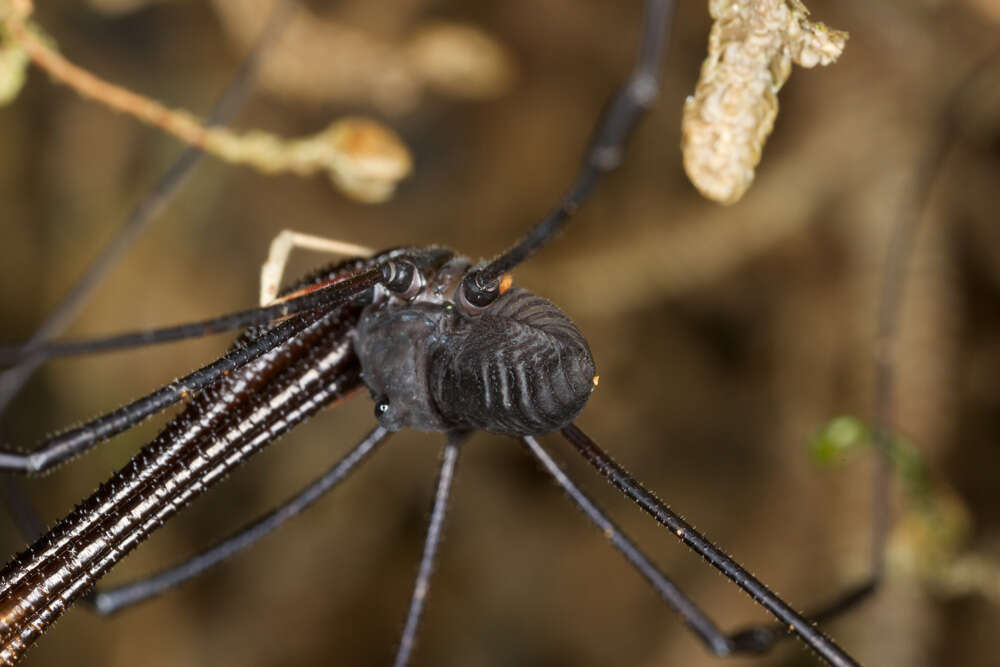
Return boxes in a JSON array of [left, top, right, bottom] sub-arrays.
[[354, 249, 596, 436]]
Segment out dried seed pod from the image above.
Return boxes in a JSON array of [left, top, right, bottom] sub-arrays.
[[205, 118, 412, 203], [682, 0, 847, 205]]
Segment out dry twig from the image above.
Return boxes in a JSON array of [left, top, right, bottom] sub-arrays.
[[0, 0, 412, 202]]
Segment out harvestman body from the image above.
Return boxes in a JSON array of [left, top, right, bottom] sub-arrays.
[[261, 237, 597, 436], [0, 244, 596, 665]]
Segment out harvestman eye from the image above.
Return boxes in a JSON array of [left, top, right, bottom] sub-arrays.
[[456, 270, 500, 315], [381, 259, 424, 300]]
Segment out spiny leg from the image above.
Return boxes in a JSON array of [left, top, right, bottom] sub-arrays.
[[0, 266, 382, 364], [0, 425, 387, 612], [0, 0, 299, 419], [0, 0, 302, 532], [260, 229, 374, 306], [521, 434, 762, 657], [0, 316, 311, 473], [557, 425, 859, 666], [0, 245, 424, 473], [84, 425, 390, 614], [0, 306, 365, 664], [392, 431, 467, 667]]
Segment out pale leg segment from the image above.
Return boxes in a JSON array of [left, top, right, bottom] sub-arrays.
[[260, 230, 374, 305]]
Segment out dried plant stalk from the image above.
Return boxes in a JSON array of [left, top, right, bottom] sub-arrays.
[[0, 0, 412, 202], [682, 0, 847, 205]]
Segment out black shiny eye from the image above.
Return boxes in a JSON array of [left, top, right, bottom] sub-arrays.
[[374, 397, 391, 419], [456, 271, 498, 316], [380, 260, 423, 300]]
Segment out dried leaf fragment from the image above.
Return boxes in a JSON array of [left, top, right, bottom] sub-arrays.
[[682, 0, 847, 205]]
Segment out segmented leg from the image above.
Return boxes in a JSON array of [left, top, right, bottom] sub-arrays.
[[392, 431, 466, 667], [0, 318, 309, 473], [87, 425, 390, 614], [555, 425, 861, 667]]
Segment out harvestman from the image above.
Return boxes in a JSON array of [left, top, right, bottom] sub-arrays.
[[0, 2, 884, 665]]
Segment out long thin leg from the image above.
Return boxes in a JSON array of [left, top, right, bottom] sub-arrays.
[[464, 0, 674, 300], [260, 230, 374, 306], [0, 316, 311, 473], [0, 0, 300, 419], [726, 579, 878, 651], [83, 425, 389, 614], [521, 435, 760, 657], [392, 431, 466, 667], [0, 266, 382, 363], [558, 425, 859, 667]]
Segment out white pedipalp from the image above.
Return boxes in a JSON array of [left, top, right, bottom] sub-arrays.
[[259, 229, 374, 306]]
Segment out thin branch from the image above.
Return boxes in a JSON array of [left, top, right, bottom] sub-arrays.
[[1, 1, 411, 202]]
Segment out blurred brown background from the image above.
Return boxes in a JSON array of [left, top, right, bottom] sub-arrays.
[[1, 1, 999, 666]]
